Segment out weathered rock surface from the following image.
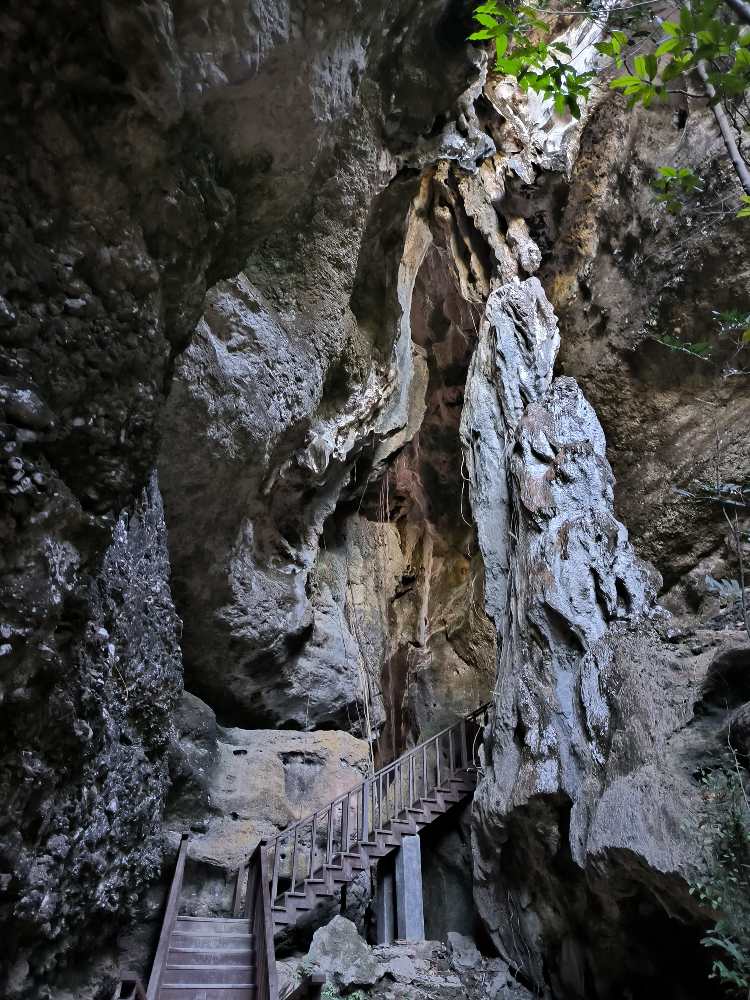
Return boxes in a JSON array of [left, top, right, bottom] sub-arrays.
[[278, 917, 533, 1000], [167, 692, 370, 873], [462, 277, 741, 997], [421, 802, 478, 943], [0, 475, 182, 998], [154, 0, 493, 734], [542, 94, 750, 589], [4, 1, 750, 998], [0, 0, 494, 992]]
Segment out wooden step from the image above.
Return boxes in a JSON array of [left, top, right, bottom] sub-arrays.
[[170, 934, 252, 950], [168, 948, 255, 965], [175, 918, 249, 933], [163, 966, 255, 985], [159, 988, 256, 999], [175, 917, 250, 924]]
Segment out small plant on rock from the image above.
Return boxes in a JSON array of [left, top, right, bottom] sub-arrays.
[[651, 166, 704, 214], [691, 754, 750, 996]]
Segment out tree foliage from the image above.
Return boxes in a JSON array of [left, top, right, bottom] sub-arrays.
[[470, 0, 750, 201], [470, 0, 750, 371], [691, 757, 750, 996]]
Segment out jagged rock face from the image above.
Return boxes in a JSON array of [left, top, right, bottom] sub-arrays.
[[4, 3, 750, 1000], [0, 477, 181, 998], [0, 3, 242, 994], [154, 0, 493, 730], [542, 94, 750, 590], [0, 0, 489, 992], [462, 279, 735, 998]]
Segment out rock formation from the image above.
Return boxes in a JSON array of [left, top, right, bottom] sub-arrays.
[[278, 916, 532, 1000], [1, 0, 750, 998]]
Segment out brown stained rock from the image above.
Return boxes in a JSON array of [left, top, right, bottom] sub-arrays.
[[541, 94, 750, 589]]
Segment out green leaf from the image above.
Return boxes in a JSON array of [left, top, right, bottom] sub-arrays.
[[611, 30, 628, 50], [655, 37, 682, 56], [474, 12, 499, 28], [611, 74, 643, 88]]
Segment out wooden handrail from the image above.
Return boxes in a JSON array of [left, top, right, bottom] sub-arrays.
[[247, 840, 279, 1000], [146, 833, 190, 1000], [264, 703, 492, 848], [256, 703, 493, 914]]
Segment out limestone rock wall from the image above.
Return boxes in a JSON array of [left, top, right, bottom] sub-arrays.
[[3, 2, 750, 998], [0, 0, 498, 994], [0, 475, 182, 996], [542, 94, 750, 590], [461, 278, 711, 998]]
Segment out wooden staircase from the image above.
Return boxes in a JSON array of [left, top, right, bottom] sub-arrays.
[[115, 704, 491, 1000], [235, 704, 491, 938], [156, 916, 258, 999]]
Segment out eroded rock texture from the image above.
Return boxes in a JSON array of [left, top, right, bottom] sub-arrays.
[[0, 0, 496, 994], [462, 279, 713, 997], [168, 691, 370, 875], [278, 916, 533, 1000], [0, 476, 181, 996], [543, 94, 750, 589], [3, 0, 750, 997]]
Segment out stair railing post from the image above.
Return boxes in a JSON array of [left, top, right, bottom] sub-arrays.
[[256, 839, 279, 1000], [310, 813, 318, 880], [435, 735, 441, 788], [246, 849, 259, 927], [342, 792, 350, 853], [270, 837, 281, 906], [408, 753, 415, 807], [232, 860, 248, 918], [145, 833, 190, 1000], [422, 744, 428, 799], [361, 779, 370, 842], [326, 802, 334, 865], [290, 826, 299, 893], [459, 719, 468, 768], [448, 728, 455, 775]]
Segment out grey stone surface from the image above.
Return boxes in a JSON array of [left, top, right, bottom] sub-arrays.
[[422, 802, 477, 943], [0, 475, 182, 998], [154, 1, 491, 732], [446, 932, 482, 970], [284, 927, 533, 1000], [376, 862, 396, 945], [0, 1, 493, 992], [462, 276, 732, 997], [306, 915, 382, 989], [4, 4, 749, 1000], [395, 835, 425, 942], [167, 703, 370, 873], [542, 93, 750, 589]]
